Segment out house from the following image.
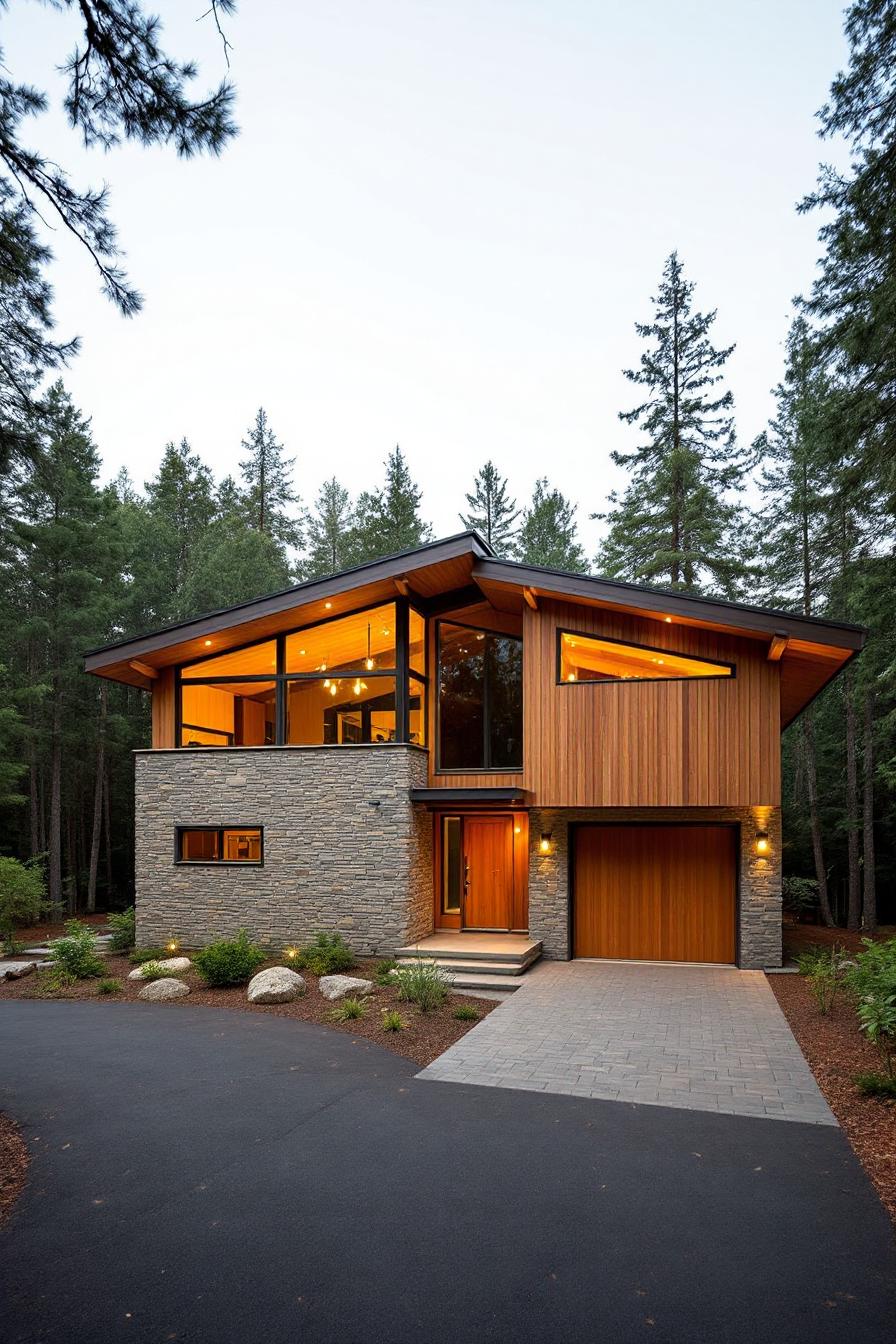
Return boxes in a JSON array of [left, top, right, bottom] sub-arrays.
[[84, 532, 863, 975]]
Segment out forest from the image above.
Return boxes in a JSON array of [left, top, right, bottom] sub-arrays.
[[0, 1, 894, 931]]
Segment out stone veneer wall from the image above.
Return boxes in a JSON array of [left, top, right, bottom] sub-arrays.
[[134, 745, 433, 955], [527, 806, 782, 970]]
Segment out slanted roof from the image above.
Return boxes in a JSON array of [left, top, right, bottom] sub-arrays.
[[85, 532, 865, 726]]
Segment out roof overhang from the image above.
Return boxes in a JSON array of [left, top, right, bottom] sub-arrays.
[[409, 787, 532, 806]]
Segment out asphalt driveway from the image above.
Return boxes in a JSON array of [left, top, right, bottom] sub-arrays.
[[1, 1002, 894, 1344]]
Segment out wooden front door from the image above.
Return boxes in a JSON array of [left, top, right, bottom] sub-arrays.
[[463, 815, 515, 930], [573, 825, 736, 964]]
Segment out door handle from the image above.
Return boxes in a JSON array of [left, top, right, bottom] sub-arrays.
[[463, 856, 470, 895]]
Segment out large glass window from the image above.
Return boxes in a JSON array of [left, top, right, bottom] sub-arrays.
[[558, 630, 734, 684], [176, 601, 427, 748], [438, 623, 522, 770]]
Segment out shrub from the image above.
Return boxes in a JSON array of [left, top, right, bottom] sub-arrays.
[[394, 958, 452, 1013], [854, 1071, 896, 1099], [97, 978, 121, 995], [38, 965, 75, 993], [375, 957, 398, 986], [129, 946, 167, 965], [294, 932, 356, 976], [452, 1003, 480, 1022], [139, 961, 167, 982], [796, 944, 844, 1015], [0, 855, 48, 942], [2, 935, 23, 957], [844, 938, 896, 1081], [331, 996, 365, 1022], [193, 929, 266, 987], [381, 1008, 404, 1031], [782, 875, 818, 922], [107, 907, 136, 952], [48, 920, 105, 980]]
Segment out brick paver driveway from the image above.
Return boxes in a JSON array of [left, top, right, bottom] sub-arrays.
[[422, 961, 835, 1124]]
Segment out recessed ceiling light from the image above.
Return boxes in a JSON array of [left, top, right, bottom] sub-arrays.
[[664, 616, 672, 624], [325, 602, 332, 610], [204, 639, 212, 647]]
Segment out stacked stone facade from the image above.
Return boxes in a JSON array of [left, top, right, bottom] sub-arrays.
[[527, 806, 782, 970], [134, 745, 432, 954]]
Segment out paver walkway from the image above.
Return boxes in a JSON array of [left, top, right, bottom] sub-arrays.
[[421, 960, 835, 1123]]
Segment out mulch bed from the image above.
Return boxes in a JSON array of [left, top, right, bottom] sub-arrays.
[[783, 922, 896, 963], [11, 913, 110, 945], [769, 973, 896, 1223], [0, 954, 497, 1069], [0, 1114, 28, 1227]]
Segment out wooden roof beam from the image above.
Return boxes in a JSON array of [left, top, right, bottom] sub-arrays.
[[129, 659, 158, 680], [523, 586, 539, 611], [767, 633, 789, 662], [394, 576, 412, 598]]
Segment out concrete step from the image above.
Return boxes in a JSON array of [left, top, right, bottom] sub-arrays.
[[394, 939, 542, 966], [395, 956, 532, 978], [449, 972, 525, 992]]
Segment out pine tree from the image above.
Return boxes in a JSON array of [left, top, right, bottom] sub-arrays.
[[516, 479, 588, 572], [302, 477, 356, 579], [459, 461, 520, 555], [238, 408, 301, 548], [136, 439, 215, 626], [353, 446, 432, 561], [800, 0, 896, 514], [180, 527, 292, 617], [596, 252, 748, 595]]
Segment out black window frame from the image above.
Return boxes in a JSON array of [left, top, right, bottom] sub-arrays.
[[173, 597, 428, 748], [435, 620, 523, 774], [175, 825, 265, 866], [555, 627, 736, 686]]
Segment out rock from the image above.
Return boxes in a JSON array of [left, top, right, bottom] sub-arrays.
[[138, 977, 190, 1001], [0, 960, 37, 982], [318, 974, 374, 1001], [247, 966, 306, 1004], [128, 957, 191, 980]]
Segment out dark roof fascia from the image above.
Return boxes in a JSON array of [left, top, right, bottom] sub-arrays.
[[473, 558, 867, 651], [409, 787, 531, 805], [85, 531, 493, 668]]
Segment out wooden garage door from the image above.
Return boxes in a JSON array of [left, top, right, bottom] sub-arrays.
[[573, 825, 736, 964]]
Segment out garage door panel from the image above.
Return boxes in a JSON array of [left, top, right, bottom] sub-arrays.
[[574, 825, 735, 964]]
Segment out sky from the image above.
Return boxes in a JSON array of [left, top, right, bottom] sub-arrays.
[[6, 0, 851, 556]]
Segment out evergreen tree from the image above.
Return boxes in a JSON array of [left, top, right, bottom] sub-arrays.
[[134, 439, 215, 626], [302, 477, 356, 579], [459, 460, 520, 555], [801, 0, 896, 514], [238, 408, 301, 548], [596, 252, 748, 595], [353, 446, 432, 561], [516, 478, 588, 572], [180, 527, 292, 617]]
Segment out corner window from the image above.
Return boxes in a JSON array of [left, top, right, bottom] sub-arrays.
[[557, 630, 734, 684], [438, 623, 522, 770], [177, 827, 263, 864]]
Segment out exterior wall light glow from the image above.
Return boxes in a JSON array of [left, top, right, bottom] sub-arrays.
[[167, 939, 179, 953], [755, 831, 770, 855], [539, 832, 553, 855]]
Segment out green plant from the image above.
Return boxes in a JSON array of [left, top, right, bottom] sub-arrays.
[[48, 920, 105, 980], [331, 996, 365, 1022], [782, 875, 819, 921], [796, 944, 844, 1015], [129, 946, 167, 965], [375, 957, 398, 986], [0, 855, 48, 942], [193, 929, 266, 987], [97, 978, 121, 995], [294, 932, 356, 976], [381, 1008, 404, 1031], [107, 907, 136, 952], [854, 1071, 896, 1099], [2, 935, 23, 957], [139, 960, 168, 982], [38, 964, 75, 993], [844, 938, 896, 1080], [394, 958, 452, 1012], [452, 1003, 480, 1022]]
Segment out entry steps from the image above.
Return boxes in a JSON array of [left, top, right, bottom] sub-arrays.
[[393, 934, 542, 992]]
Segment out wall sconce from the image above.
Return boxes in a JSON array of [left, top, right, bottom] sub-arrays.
[[755, 831, 770, 855], [539, 832, 553, 855]]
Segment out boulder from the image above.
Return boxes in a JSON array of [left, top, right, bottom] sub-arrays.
[[318, 974, 374, 1002], [128, 957, 191, 980], [0, 960, 37, 982], [138, 977, 190, 1002], [247, 966, 306, 1004]]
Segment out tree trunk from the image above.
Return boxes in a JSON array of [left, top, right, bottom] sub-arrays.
[[801, 714, 834, 926], [103, 765, 113, 895], [29, 749, 40, 856], [87, 683, 107, 912], [862, 689, 877, 933], [844, 668, 861, 930], [66, 810, 77, 915], [49, 693, 63, 911]]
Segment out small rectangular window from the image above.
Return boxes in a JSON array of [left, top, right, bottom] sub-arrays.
[[177, 827, 263, 865], [558, 630, 734, 684], [442, 817, 462, 913]]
